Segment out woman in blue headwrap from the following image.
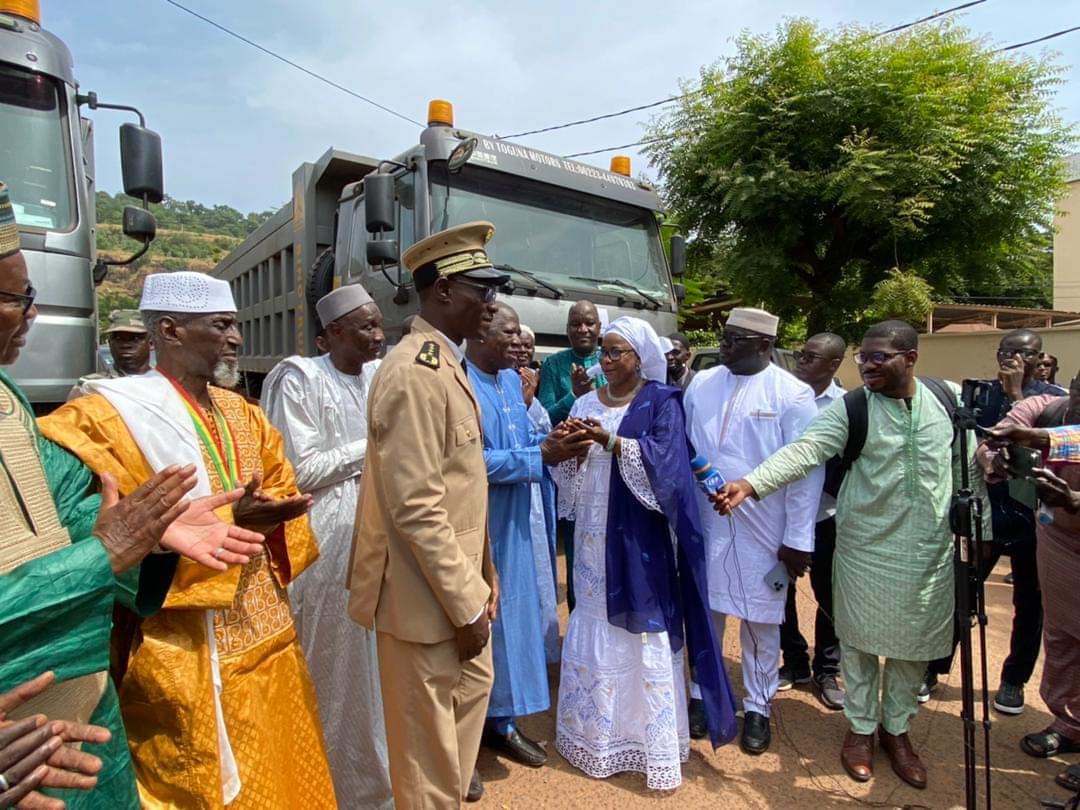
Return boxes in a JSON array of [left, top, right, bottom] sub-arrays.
[[553, 316, 736, 790]]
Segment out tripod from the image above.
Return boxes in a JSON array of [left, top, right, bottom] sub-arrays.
[[949, 403, 993, 810]]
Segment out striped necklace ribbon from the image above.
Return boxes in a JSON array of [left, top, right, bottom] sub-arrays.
[[161, 372, 240, 490]]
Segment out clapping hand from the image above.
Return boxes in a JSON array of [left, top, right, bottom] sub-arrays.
[[0, 672, 111, 810], [232, 471, 313, 531], [92, 467, 198, 574], [571, 364, 592, 398], [519, 367, 539, 407], [160, 489, 267, 571]]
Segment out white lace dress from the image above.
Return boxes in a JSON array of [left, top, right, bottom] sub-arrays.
[[554, 391, 689, 791]]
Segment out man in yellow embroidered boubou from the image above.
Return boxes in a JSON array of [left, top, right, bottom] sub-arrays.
[[0, 183, 264, 810], [39, 271, 336, 809]]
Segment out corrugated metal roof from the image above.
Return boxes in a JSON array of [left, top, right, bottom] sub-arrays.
[[1067, 153, 1080, 183]]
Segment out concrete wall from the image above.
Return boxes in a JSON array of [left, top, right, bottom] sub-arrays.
[[835, 325, 1080, 390], [1054, 159, 1080, 311]]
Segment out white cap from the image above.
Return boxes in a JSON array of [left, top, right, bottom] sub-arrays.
[[139, 271, 236, 314], [726, 306, 778, 337], [316, 283, 374, 326]]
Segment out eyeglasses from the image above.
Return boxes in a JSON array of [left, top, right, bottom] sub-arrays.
[[451, 278, 498, 304], [720, 332, 761, 347], [0, 285, 36, 316], [854, 350, 906, 365], [794, 350, 830, 363], [997, 348, 1039, 360], [600, 347, 637, 361]]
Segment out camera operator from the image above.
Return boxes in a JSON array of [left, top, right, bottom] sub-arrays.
[[923, 329, 1065, 714], [977, 375, 1080, 782]]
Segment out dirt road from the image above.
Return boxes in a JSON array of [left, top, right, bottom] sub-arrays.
[[478, 558, 1073, 809]]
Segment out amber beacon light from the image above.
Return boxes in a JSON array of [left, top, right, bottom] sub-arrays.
[[610, 156, 631, 176], [428, 99, 454, 127], [0, 0, 40, 22]]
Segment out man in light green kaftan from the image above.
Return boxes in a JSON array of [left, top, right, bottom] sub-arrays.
[[717, 320, 989, 791]]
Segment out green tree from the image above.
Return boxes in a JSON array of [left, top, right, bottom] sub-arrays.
[[649, 19, 1073, 338]]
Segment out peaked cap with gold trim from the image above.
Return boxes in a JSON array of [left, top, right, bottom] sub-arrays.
[[0, 182, 19, 259], [402, 221, 509, 287]]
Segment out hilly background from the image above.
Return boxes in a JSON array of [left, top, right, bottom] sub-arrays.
[[95, 192, 276, 316]]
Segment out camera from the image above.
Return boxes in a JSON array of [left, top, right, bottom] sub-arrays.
[[961, 379, 994, 415]]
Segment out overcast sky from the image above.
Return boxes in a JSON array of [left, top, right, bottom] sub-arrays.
[[45, 0, 1080, 213]]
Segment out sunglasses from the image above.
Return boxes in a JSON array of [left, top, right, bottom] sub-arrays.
[[451, 277, 498, 304], [720, 332, 761, 346], [794, 350, 830, 363], [854, 350, 907, 365], [0, 284, 36, 316], [997, 349, 1039, 360]]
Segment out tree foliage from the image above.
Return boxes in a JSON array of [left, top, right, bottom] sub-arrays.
[[96, 192, 276, 240], [867, 269, 934, 326], [649, 19, 1073, 339]]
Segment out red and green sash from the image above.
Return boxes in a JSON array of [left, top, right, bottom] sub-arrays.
[[161, 372, 241, 490]]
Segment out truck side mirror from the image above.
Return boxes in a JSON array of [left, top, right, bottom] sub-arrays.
[[670, 234, 686, 277], [122, 206, 156, 241], [119, 123, 164, 204], [673, 282, 686, 302], [367, 239, 399, 266], [364, 173, 395, 234]]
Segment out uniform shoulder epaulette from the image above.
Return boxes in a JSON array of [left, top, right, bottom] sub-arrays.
[[415, 341, 440, 369]]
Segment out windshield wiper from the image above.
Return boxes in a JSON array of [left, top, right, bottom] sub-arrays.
[[567, 276, 663, 309], [494, 264, 564, 298]]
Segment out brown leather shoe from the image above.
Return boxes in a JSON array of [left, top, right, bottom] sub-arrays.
[[878, 728, 927, 789], [841, 730, 875, 782]]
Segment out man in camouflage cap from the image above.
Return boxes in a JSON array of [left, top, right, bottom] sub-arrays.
[[68, 309, 151, 400]]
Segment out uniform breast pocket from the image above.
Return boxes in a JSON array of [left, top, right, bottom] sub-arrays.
[[454, 417, 480, 446]]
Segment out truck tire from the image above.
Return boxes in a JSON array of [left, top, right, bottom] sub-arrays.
[[307, 248, 335, 329]]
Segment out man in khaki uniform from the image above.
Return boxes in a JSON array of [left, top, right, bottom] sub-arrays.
[[68, 310, 151, 399], [349, 221, 509, 807]]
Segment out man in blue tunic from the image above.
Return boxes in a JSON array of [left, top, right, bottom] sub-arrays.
[[466, 302, 589, 767]]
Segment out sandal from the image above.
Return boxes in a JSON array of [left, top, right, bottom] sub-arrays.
[[1056, 764, 1080, 792], [1021, 728, 1080, 758]]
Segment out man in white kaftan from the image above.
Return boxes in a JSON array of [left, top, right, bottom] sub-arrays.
[[261, 284, 393, 808], [684, 308, 822, 755]]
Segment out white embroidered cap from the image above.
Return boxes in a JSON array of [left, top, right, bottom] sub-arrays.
[[316, 283, 374, 326], [726, 306, 779, 337], [139, 271, 237, 314]]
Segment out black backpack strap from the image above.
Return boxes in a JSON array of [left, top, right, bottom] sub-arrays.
[[918, 376, 959, 444], [823, 388, 868, 497]]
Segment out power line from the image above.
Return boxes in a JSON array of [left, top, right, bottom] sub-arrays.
[[565, 21, 1080, 159], [993, 25, 1080, 52], [160, 0, 424, 128], [508, 0, 990, 142], [501, 96, 686, 140], [870, 0, 987, 37]]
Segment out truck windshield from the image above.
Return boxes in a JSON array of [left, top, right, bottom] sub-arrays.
[[0, 65, 74, 231], [429, 164, 671, 304]]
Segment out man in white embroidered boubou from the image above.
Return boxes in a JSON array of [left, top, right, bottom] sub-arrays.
[[684, 307, 823, 755], [261, 283, 393, 808]]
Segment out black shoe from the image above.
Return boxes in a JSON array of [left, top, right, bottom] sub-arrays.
[[993, 682, 1025, 715], [777, 664, 811, 692], [688, 697, 708, 739], [917, 672, 938, 705], [813, 673, 846, 711], [465, 769, 483, 802], [741, 711, 771, 755], [482, 726, 547, 768]]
